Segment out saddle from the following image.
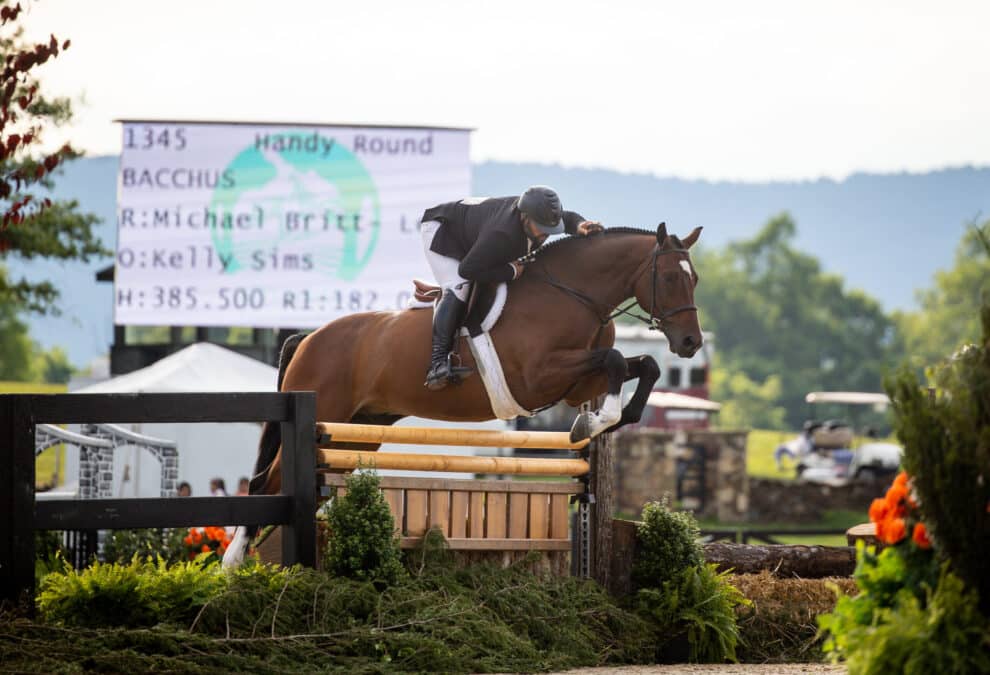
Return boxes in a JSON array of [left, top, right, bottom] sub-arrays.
[[412, 279, 442, 303], [410, 278, 499, 337], [409, 278, 528, 419]]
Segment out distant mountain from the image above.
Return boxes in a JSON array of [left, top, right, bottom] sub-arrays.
[[475, 162, 989, 309], [8, 156, 989, 367]]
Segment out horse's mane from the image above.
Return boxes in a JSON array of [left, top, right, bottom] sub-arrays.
[[524, 226, 655, 263]]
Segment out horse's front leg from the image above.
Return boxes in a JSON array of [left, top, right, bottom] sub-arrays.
[[608, 354, 660, 432], [535, 347, 628, 440]]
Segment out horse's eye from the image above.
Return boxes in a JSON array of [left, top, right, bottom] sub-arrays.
[[663, 272, 678, 284]]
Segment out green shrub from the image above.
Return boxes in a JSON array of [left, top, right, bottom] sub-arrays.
[[633, 496, 703, 589], [38, 557, 147, 626], [322, 470, 404, 585], [631, 498, 745, 663], [636, 563, 748, 663], [102, 528, 187, 564], [820, 564, 990, 674], [886, 304, 990, 614], [37, 557, 225, 627], [19, 559, 656, 673], [35, 530, 70, 581]]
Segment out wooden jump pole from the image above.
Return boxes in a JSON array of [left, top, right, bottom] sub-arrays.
[[316, 422, 590, 450], [317, 449, 590, 476]]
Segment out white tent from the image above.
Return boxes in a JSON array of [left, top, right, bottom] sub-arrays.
[[76, 343, 278, 395], [71, 343, 278, 498], [69, 343, 502, 496]]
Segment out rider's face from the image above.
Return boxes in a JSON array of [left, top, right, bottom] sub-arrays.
[[522, 216, 549, 247]]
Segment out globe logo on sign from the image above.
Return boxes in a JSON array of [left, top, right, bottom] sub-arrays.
[[209, 133, 381, 281]]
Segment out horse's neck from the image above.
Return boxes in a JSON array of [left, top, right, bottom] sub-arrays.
[[542, 235, 649, 311]]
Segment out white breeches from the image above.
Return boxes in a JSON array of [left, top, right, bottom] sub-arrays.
[[421, 220, 471, 302]]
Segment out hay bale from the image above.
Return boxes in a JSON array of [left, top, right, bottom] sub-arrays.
[[733, 570, 857, 663]]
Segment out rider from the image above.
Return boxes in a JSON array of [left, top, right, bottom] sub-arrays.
[[420, 185, 603, 391]]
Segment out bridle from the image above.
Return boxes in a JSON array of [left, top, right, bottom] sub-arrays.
[[533, 244, 698, 330]]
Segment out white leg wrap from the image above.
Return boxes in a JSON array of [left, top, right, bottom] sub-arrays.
[[222, 525, 250, 569], [588, 393, 623, 437]]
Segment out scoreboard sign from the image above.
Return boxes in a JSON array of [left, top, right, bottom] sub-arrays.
[[114, 121, 471, 327]]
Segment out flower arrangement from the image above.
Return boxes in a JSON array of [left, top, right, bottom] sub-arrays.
[[819, 470, 990, 671], [182, 526, 232, 563], [868, 471, 931, 550]]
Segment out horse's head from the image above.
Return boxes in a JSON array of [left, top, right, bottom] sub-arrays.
[[632, 222, 703, 357]]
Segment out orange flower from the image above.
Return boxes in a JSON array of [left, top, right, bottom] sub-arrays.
[[874, 517, 886, 543], [881, 517, 907, 544], [183, 535, 193, 545], [912, 522, 931, 549], [201, 544, 212, 553], [886, 485, 908, 517], [893, 471, 908, 489], [869, 498, 889, 524]]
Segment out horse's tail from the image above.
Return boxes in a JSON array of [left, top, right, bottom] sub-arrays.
[[228, 334, 307, 569], [276, 333, 305, 391], [250, 333, 306, 492]]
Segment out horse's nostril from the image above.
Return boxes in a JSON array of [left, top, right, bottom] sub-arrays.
[[683, 335, 695, 348]]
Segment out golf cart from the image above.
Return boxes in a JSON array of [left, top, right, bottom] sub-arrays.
[[776, 392, 902, 484]]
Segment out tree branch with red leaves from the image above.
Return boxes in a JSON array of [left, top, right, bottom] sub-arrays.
[[0, 0, 106, 316]]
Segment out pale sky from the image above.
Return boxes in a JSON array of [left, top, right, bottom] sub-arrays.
[[21, 0, 990, 182]]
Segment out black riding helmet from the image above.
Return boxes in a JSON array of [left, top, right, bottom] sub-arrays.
[[517, 185, 565, 235]]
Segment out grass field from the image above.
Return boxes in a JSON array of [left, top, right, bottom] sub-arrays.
[[746, 428, 799, 479]]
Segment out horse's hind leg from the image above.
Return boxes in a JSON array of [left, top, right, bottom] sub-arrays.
[[223, 420, 283, 569]]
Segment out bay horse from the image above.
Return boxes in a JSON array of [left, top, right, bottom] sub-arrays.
[[223, 223, 703, 566]]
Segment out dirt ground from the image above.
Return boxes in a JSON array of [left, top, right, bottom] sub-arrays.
[[553, 665, 845, 674]]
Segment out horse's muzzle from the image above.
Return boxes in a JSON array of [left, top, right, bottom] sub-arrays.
[[674, 333, 702, 358]]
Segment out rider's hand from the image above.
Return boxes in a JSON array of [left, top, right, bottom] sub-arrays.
[[510, 260, 526, 280], [576, 221, 604, 236]]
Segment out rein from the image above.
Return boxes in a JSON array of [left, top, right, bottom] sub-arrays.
[[533, 245, 698, 330]]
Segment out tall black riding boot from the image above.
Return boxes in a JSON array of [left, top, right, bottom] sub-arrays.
[[424, 290, 473, 391]]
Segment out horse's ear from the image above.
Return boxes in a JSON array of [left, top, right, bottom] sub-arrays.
[[656, 222, 667, 244], [681, 226, 703, 249]]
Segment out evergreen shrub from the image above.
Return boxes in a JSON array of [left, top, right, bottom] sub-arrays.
[[632, 497, 746, 662], [886, 303, 990, 613], [632, 496, 703, 590], [321, 470, 404, 585]]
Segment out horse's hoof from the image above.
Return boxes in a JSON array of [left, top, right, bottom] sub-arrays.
[[569, 412, 592, 444]]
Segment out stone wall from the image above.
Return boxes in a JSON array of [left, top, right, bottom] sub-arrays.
[[747, 477, 887, 523], [613, 429, 749, 522]]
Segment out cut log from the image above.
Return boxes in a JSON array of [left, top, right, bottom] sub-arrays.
[[703, 542, 856, 578], [608, 519, 856, 598]]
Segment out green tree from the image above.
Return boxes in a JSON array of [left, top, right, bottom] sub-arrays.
[[709, 359, 787, 429], [695, 213, 898, 428], [893, 218, 990, 373], [34, 344, 71, 383], [0, 292, 33, 379], [0, 1, 107, 316]]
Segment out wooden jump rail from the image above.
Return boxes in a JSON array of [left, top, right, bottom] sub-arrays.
[[322, 475, 581, 554], [317, 449, 590, 476], [307, 420, 595, 569], [315, 421, 589, 450]]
